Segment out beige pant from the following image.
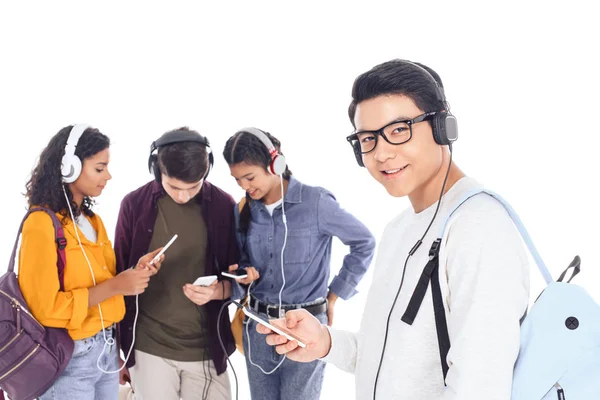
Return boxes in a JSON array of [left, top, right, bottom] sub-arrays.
[[129, 350, 231, 400]]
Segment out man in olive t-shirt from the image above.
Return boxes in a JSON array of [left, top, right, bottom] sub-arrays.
[[115, 127, 239, 400]]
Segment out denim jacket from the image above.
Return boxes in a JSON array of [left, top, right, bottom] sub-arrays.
[[232, 176, 376, 304]]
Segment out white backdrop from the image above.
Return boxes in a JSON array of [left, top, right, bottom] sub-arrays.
[[1, 1, 598, 399]]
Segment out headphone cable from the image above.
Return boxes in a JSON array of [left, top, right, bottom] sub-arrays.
[[372, 144, 453, 400]]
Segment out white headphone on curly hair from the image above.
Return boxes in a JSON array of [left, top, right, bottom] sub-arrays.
[[61, 124, 90, 183], [239, 127, 287, 176]]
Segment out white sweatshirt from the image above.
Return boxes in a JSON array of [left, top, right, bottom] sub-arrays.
[[323, 177, 530, 400]]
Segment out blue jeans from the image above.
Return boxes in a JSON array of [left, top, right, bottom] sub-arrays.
[[39, 326, 119, 400], [243, 311, 327, 400]]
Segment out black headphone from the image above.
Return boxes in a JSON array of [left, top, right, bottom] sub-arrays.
[[350, 60, 458, 167], [148, 129, 214, 182]]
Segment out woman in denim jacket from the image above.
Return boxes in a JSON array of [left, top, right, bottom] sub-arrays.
[[223, 128, 376, 400]]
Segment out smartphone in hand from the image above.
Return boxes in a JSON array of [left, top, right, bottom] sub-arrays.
[[150, 234, 178, 265], [241, 305, 307, 348], [221, 268, 248, 279], [193, 275, 218, 286]]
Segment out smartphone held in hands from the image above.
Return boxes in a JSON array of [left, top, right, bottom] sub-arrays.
[[193, 275, 218, 286], [242, 306, 307, 348], [221, 268, 248, 279]]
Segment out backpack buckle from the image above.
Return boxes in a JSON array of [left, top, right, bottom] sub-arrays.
[[429, 239, 442, 259], [56, 237, 67, 250]]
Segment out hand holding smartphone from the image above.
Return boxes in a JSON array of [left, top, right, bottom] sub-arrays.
[[150, 234, 178, 265], [221, 268, 248, 279], [193, 275, 218, 286], [241, 305, 307, 348]]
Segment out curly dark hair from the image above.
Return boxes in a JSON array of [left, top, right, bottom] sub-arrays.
[[223, 128, 292, 234], [25, 125, 110, 222]]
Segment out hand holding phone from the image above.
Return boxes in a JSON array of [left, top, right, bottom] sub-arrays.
[[241, 305, 307, 348], [193, 275, 218, 286], [150, 234, 178, 265], [221, 268, 248, 279], [227, 264, 260, 285], [255, 308, 332, 363]]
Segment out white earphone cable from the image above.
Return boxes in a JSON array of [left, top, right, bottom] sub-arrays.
[[62, 186, 137, 374], [246, 174, 288, 374]]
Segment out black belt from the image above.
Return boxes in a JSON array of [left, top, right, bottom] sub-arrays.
[[249, 296, 327, 319]]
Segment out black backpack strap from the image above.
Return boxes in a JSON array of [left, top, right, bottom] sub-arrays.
[[401, 238, 450, 382], [9, 207, 67, 291], [401, 239, 441, 325], [430, 246, 450, 380]]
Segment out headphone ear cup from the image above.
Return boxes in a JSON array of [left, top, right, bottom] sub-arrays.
[[148, 154, 162, 182], [270, 154, 287, 175], [205, 152, 214, 179], [431, 113, 448, 146], [61, 155, 82, 183], [352, 142, 364, 167], [431, 112, 458, 146]]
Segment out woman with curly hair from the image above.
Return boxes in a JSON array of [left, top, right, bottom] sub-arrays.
[[18, 124, 164, 400]]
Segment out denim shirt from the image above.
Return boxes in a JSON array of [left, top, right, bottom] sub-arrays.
[[232, 176, 375, 305]]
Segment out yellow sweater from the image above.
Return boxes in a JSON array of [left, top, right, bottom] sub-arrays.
[[18, 210, 125, 340]]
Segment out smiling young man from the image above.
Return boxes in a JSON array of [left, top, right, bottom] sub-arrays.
[[114, 127, 239, 400], [256, 60, 530, 399]]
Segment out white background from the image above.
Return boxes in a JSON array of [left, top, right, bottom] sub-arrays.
[[1, 1, 599, 399]]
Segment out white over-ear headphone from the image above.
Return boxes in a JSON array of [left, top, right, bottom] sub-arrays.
[[239, 127, 287, 176], [61, 124, 90, 183]]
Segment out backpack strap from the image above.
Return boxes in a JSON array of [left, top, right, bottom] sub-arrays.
[[8, 207, 67, 291], [238, 197, 247, 214], [401, 188, 553, 382], [436, 188, 552, 284], [236, 197, 248, 249]]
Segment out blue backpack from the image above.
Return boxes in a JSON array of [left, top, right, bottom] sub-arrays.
[[401, 188, 600, 399]]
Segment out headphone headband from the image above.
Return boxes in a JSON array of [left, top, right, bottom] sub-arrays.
[[64, 124, 89, 156], [237, 127, 287, 176], [148, 129, 213, 182], [150, 129, 210, 154], [239, 127, 277, 153], [61, 124, 90, 183], [398, 59, 448, 109]]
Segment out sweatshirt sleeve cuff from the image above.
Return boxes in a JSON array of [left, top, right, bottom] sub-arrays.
[[320, 326, 342, 363]]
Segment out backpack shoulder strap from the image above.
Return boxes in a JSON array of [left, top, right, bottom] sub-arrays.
[[437, 188, 552, 283], [238, 197, 247, 214], [9, 207, 67, 291], [402, 188, 552, 382], [236, 197, 248, 250]]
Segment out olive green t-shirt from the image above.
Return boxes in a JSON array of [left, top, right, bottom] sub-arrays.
[[135, 194, 210, 361]]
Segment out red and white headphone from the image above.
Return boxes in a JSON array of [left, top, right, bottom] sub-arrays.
[[238, 127, 287, 176]]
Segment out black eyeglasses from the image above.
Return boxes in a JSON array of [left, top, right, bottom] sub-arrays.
[[346, 112, 437, 154]]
